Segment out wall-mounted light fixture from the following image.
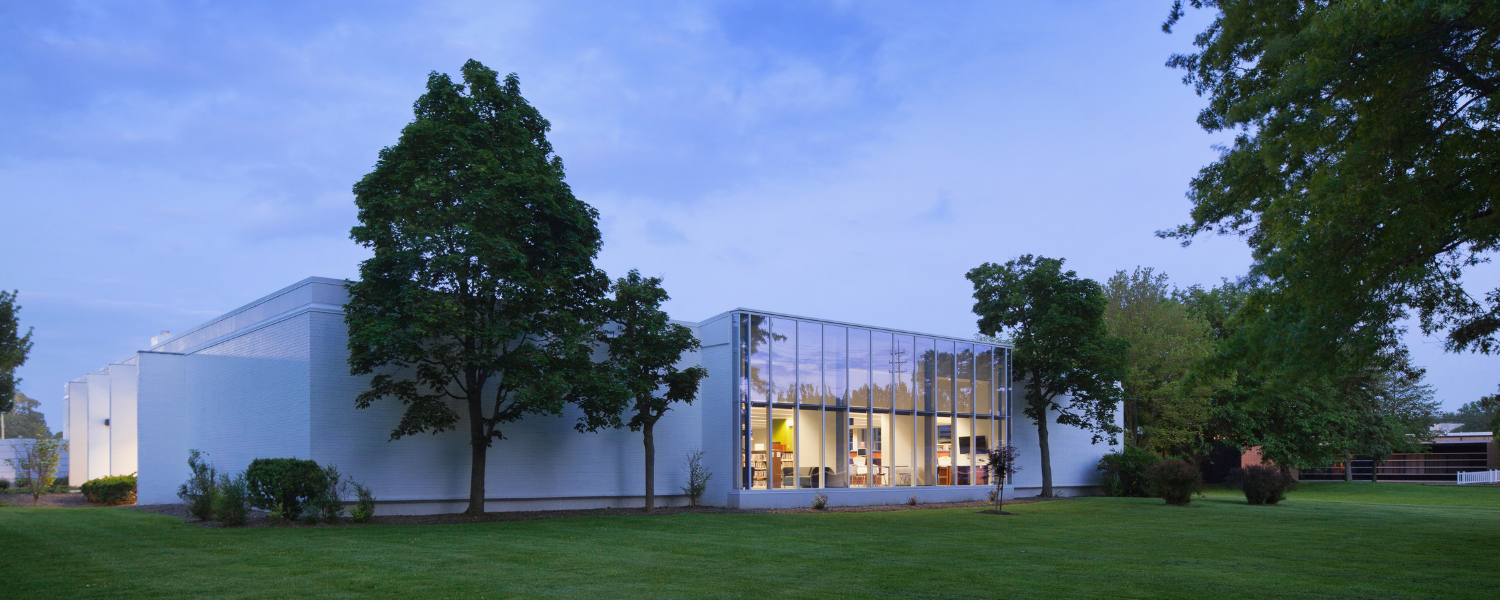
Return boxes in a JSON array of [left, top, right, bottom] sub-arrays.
[[104, 418, 110, 426]]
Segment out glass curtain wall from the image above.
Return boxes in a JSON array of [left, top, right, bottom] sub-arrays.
[[736, 312, 1009, 490]]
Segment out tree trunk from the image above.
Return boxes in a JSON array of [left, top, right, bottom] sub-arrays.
[[1371, 459, 1380, 483], [466, 394, 487, 516], [1037, 414, 1053, 497], [643, 421, 656, 513], [1344, 454, 1353, 482]]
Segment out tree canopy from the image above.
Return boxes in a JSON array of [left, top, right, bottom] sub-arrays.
[[3, 392, 55, 439], [968, 255, 1128, 496], [1162, 1, 1500, 368], [1438, 386, 1500, 432], [0, 290, 33, 414], [345, 59, 610, 515], [1102, 268, 1219, 455], [578, 271, 708, 512]]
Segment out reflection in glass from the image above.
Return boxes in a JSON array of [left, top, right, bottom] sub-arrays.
[[824, 326, 847, 407], [957, 343, 974, 414], [771, 318, 797, 404], [769, 407, 797, 488], [998, 348, 1009, 417], [872, 332, 893, 410], [824, 409, 848, 487], [738, 314, 749, 488], [797, 321, 821, 406], [917, 338, 935, 411], [750, 316, 772, 403], [936, 340, 955, 413], [848, 329, 871, 409], [976, 347, 993, 416], [749, 404, 770, 489], [935, 415, 954, 485], [798, 408, 824, 488], [849, 411, 871, 487], [893, 413, 915, 486], [894, 335, 915, 411]]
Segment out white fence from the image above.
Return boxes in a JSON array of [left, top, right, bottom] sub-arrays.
[[0, 439, 70, 481], [1456, 470, 1500, 485]]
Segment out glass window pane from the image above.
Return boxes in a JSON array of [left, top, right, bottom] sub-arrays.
[[872, 332, 893, 410], [738, 315, 749, 489], [771, 318, 797, 404], [749, 316, 771, 403], [917, 337, 935, 411], [976, 346, 993, 416], [872, 412, 893, 487], [824, 409, 848, 487], [936, 415, 954, 485], [974, 417, 992, 486], [823, 326, 847, 407], [798, 408, 824, 488], [936, 340, 955, 413], [956, 416, 974, 485], [893, 413, 915, 486], [957, 343, 974, 414], [797, 321, 821, 406], [750, 404, 770, 489], [894, 335, 915, 411], [848, 329, 871, 409], [770, 407, 796, 488], [849, 411, 871, 487], [998, 348, 1009, 417], [917, 414, 934, 485]]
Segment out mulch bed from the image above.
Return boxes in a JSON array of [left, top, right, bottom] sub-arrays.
[[0, 492, 89, 508], [9, 493, 1066, 528]]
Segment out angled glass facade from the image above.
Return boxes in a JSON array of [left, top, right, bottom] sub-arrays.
[[735, 311, 1011, 491]]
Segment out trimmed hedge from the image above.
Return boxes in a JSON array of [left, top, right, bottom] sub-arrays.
[[245, 458, 327, 521], [81, 474, 137, 505], [1229, 465, 1297, 505], [1097, 446, 1159, 497], [1146, 459, 1203, 506]]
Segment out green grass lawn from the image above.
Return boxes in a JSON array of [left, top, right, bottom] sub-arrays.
[[2, 482, 1497, 599]]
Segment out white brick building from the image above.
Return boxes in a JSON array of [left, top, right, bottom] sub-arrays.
[[67, 277, 1115, 513]]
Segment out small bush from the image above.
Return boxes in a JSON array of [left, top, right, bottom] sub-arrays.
[[0, 478, 10, 490], [680, 450, 712, 507], [1097, 446, 1159, 497], [349, 481, 377, 523], [1229, 465, 1297, 505], [812, 492, 829, 510], [308, 464, 348, 524], [245, 458, 327, 522], [81, 474, 137, 505], [908, 495, 920, 506], [986, 488, 999, 503], [214, 473, 251, 526], [178, 449, 219, 520], [1146, 459, 1203, 506]]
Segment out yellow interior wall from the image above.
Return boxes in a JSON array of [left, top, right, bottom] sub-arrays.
[[772, 418, 795, 449]]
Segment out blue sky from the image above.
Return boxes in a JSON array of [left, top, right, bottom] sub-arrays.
[[3, 1, 1494, 431]]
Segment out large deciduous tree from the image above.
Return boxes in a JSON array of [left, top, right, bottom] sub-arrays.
[[1161, 2, 1500, 370], [0, 290, 33, 415], [345, 60, 610, 515], [576, 271, 708, 513], [968, 255, 1128, 496], [1102, 268, 1219, 455], [3, 392, 55, 440]]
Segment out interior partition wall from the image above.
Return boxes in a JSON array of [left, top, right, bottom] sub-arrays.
[[736, 312, 1011, 491]]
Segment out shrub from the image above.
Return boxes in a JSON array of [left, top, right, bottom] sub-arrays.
[[177, 449, 219, 521], [1146, 459, 1203, 506], [308, 464, 348, 524], [812, 492, 829, 510], [0, 478, 10, 490], [680, 450, 712, 507], [214, 472, 251, 526], [349, 481, 377, 523], [1097, 446, 1159, 497], [908, 495, 920, 506], [1229, 465, 1297, 505], [244, 458, 327, 522], [81, 474, 137, 505]]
